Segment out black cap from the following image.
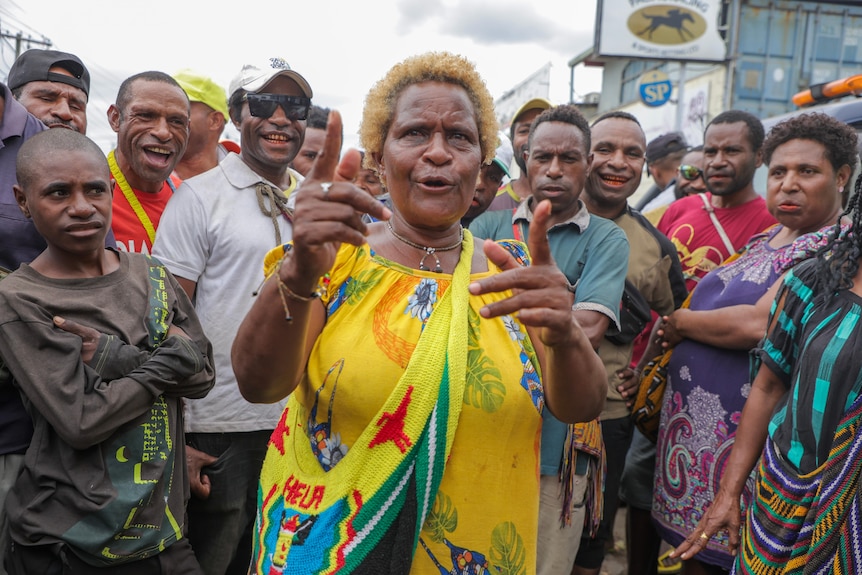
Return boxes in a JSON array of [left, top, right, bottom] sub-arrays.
[[645, 132, 687, 164], [7, 49, 90, 97]]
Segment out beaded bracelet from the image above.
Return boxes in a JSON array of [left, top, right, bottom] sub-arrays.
[[273, 246, 330, 322]]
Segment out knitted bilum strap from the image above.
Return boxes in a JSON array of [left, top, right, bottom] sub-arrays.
[[254, 232, 473, 575]]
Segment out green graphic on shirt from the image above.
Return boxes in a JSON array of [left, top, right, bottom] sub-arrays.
[[63, 395, 180, 564], [465, 306, 505, 413], [344, 268, 385, 306], [144, 257, 169, 347], [423, 491, 458, 543], [490, 521, 527, 575]]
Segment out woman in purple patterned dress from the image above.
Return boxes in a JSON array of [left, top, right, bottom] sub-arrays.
[[650, 113, 857, 575]]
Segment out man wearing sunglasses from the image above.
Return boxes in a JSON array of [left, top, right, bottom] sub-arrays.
[[643, 146, 707, 225], [152, 57, 312, 575], [674, 147, 707, 199]]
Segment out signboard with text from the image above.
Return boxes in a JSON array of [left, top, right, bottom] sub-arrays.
[[596, 0, 727, 62]]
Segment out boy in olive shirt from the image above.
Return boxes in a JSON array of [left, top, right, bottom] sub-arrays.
[[0, 129, 214, 574]]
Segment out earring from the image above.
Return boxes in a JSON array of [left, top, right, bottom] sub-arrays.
[[839, 186, 846, 193]]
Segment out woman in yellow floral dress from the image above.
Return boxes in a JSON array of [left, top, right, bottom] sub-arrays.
[[231, 52, 606, 575]]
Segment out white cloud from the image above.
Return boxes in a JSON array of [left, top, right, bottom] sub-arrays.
[[3, 0, 600, 152]]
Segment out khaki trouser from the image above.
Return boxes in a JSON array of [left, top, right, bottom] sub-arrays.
[[537, 472, 589, 575]]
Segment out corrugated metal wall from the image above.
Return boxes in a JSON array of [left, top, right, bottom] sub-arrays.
[[733, 0, 862, 117]]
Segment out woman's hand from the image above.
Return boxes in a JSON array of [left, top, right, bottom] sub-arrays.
[[469, 199, 606, 422], [656, 309, 688, 349], [671, 488, 743, 560], [284, 111, 390, 293], [616, 367, 641, 408], [469, 200, 576, 345]]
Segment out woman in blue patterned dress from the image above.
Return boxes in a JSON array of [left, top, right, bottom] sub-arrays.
[[651, 113, 857, 575]]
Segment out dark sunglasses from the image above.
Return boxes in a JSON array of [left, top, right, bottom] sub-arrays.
[[242, 93, 310, 120], [678, 164, 704, 181]]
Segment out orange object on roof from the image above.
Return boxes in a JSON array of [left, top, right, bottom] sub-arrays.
[[793, 75, 862, 107]]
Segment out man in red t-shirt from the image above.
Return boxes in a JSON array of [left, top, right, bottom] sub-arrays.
[[657, 110, 777, 291], [622, 110, 777, 575], [107, 72, 189, 255]]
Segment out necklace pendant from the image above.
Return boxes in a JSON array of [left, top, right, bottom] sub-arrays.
[[419, 263, 429, 271], [433, 262, 443, 273]]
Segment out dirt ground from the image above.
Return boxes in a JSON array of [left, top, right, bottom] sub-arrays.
[[601, 504, 628, 575], [599, 505, 676, 575]]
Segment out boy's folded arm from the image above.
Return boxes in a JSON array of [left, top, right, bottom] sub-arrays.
[[0, 321, 195, 450]]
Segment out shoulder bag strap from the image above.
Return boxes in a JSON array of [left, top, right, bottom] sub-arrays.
[[699, 193, 736, 255]]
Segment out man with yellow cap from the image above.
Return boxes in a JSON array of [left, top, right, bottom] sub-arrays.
[[488, 97, 552, 211], [172, 70, 232, 180]]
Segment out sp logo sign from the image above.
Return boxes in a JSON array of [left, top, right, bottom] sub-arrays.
[[639, 70, 672, 107]]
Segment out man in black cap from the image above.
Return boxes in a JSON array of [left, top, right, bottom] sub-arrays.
[[633, 131, 687, 211], [7, 48, 90, 134]]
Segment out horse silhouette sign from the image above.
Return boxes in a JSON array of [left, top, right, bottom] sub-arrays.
[[628, 6, 706, 45], [596, 0, 727, 62]]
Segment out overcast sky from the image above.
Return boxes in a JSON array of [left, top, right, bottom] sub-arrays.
[[1, 0, 603, 151]]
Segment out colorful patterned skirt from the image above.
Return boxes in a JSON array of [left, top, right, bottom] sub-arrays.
[[734, 393, 862, 575]]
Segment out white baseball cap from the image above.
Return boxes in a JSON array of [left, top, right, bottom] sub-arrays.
[[228, 57, 313, 99]]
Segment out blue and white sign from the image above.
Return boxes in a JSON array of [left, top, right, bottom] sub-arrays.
[[639, 70, 673, 107]]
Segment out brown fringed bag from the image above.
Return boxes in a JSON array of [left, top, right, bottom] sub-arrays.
[[631, 293, 692, 443]]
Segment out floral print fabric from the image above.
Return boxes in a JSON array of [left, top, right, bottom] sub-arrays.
[[296, 241, 545, 574]]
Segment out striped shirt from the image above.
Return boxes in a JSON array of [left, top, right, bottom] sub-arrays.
[[757, 258, 862, 474]]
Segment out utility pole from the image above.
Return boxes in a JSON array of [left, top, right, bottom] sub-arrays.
[[0, 25, 52, 59]]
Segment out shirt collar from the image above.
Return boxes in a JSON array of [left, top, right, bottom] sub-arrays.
[[512, 196, 591, 232], [221, 152, 302, 195]]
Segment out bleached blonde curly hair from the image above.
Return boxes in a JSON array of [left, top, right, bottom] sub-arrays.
[[359, 51, 499, 168]]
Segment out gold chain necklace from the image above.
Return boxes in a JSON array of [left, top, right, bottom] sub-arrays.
[[386, 220, 463, 273]]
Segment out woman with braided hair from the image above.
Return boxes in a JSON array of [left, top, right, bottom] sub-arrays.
[[671, 113, 862, 573]]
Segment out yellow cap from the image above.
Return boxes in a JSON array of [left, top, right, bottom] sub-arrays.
[[173, 69, 229, 121], [512, 97, 552, 124]]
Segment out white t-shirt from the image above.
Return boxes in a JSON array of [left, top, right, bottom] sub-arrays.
[[639, 184, 677, 214], [152, 152, 301, 433]]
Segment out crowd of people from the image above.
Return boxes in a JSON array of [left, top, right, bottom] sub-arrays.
[[0, 45, 859, 575]]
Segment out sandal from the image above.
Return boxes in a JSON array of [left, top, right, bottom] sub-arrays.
[[657, 549, 682, 574]]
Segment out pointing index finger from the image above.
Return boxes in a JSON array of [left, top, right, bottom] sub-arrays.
[[305, 110, 350, 184], [526, 199, 555, 267]]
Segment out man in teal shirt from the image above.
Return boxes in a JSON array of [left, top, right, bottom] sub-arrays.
[[470, 104, 628, 575]]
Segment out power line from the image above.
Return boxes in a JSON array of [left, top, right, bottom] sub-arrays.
[[0, 30, 52, 58]]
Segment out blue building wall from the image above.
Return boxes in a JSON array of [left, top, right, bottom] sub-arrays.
[[733, 0, 862, 118]]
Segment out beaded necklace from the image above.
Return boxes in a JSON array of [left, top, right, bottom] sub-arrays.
[[386, 221, 463, 273]]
